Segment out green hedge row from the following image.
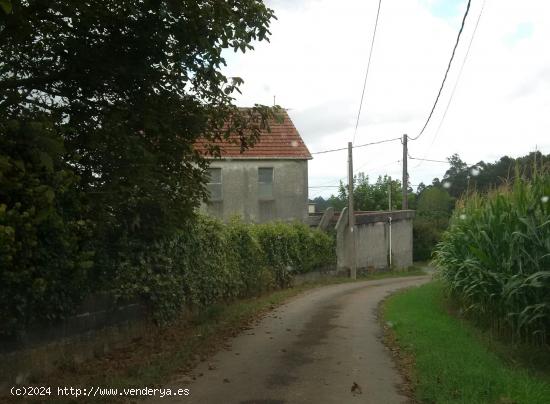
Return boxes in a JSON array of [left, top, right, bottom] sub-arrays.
[[1, 211, 336, 334], [0, 121, 95, 335], [114, 216, 336, 324]]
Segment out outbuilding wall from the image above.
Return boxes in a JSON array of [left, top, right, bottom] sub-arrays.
[[336, 209, 414, 272]]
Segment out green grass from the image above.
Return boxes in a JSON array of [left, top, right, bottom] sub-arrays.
[[359, 267, 426, 280], [382, 281, 550, 404]]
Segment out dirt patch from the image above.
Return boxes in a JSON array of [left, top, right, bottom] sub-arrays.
[[266, 303, 341, 389]]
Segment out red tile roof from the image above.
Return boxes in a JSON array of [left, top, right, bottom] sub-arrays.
[[194, 109, 312, 160]]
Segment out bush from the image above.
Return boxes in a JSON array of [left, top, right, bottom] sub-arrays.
[[225, 218, 269, 296], [112, 216, 336, 325], [413, 186, 453, 261], [413, 217, 446, 261], [434, 170, 550, 343], [0, 119, 93, 336], [252, 221, 335, 287]]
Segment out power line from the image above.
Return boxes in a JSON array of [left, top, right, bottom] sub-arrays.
[[408, 155, 448, 164], [308, 159, 401, 191], [409, 0, 472, 141], [408, 153, 473, 167], [308, 185, 340, 189], [354, 158, 400, 175], [352, 0, 383, 145], [355, 136, 401, 150], [310, 136, 400, 155], [310, 146, 348, 155], [415, 0, 486, 168]]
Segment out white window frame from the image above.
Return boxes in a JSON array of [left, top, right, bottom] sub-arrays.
[[258, 167, 274, 200], [207, 167, 222, 202]]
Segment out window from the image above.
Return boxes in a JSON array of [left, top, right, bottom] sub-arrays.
[[258, 167, 273, 200], [207, 168, 222, 201]]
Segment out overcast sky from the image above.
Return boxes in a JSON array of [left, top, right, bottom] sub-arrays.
[[222, 0, 550, 198]]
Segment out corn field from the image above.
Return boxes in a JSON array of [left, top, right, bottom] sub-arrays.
[[434, 169, 550, 344]]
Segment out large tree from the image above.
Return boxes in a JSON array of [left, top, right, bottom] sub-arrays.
[[1, 1, 277, 240], [327, 173, 407, 212], [0, 1, 277, 332]]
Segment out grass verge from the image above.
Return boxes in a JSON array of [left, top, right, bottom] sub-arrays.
[[381, 281, 550, 404], [8, 268, 425, 403]]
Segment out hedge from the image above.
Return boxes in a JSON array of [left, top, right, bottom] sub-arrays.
[[114, 216, 336, 324], [1, 213, 336, 334], [0, 119, 94, 335]]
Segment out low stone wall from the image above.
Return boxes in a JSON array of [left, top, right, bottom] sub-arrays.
[[291, 267, 338, 285], [0, 294, 150, 389]]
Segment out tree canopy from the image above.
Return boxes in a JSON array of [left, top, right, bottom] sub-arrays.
[[318, 174, 410, 212], [0, 1, 278, 334], [1, 0, 278, 239]]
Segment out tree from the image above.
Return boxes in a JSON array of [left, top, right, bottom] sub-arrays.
[[416, 187, 453, 222], [442, 154, 469, 198], [413, 186, 453, 261], [309, 196, 331, 212], [327, 173, 406, 211], [0, 1, 277, 333], [1, 1, 277, 240]]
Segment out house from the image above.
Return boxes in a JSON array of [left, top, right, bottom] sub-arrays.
[[196, 109, 312, 223]]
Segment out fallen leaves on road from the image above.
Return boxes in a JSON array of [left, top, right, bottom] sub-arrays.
[[351, 382, 363, 395]]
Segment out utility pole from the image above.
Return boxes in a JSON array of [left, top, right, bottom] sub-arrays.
[[388, 176, 392, 212], [402, 134, 408, 210], [348, 142, 356, 280], [388, 176, 392, 268]]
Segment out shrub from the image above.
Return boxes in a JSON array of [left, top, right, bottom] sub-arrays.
[[112, 216, 336, 325], [225, 218, 269, 296], [0, 119, 93, 336], [413, 217, 446, 261], [413, 186, 453, 261], [434, 170, 550, 343], [252, 221, 335, 287]]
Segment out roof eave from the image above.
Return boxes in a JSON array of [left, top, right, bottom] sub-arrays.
[[204, 156, 313, 160]]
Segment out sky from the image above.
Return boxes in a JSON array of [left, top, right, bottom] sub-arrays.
[[222, 0, 550, 198]]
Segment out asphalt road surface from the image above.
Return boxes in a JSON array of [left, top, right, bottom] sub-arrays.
[[152, 275, 430, 404]]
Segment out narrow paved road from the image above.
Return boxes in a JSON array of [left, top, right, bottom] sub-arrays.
[[155, 275, 430, 404]]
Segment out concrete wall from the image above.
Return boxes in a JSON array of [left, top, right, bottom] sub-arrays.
[[202, 159, 309, 223], [336, 210, 414, 272]]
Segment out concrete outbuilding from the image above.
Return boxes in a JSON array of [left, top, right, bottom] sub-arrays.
[[335, 209, 414, 272]]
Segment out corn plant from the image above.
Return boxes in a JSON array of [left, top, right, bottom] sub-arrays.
[[434, 167, 550, 344]]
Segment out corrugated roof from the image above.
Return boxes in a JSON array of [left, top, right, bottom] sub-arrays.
[[194, 109, 312, 160]]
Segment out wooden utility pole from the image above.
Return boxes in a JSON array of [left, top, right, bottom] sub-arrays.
[[348, 142, 356, 280], [388, 176, 392, 268], [388, 176, 392, 212], [402, 134, 408, 210]]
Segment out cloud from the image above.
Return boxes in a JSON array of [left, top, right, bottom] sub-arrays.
[[290, 101, 354, 141], [223, 0, 550, 198], [509, 66, 550, 99]]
